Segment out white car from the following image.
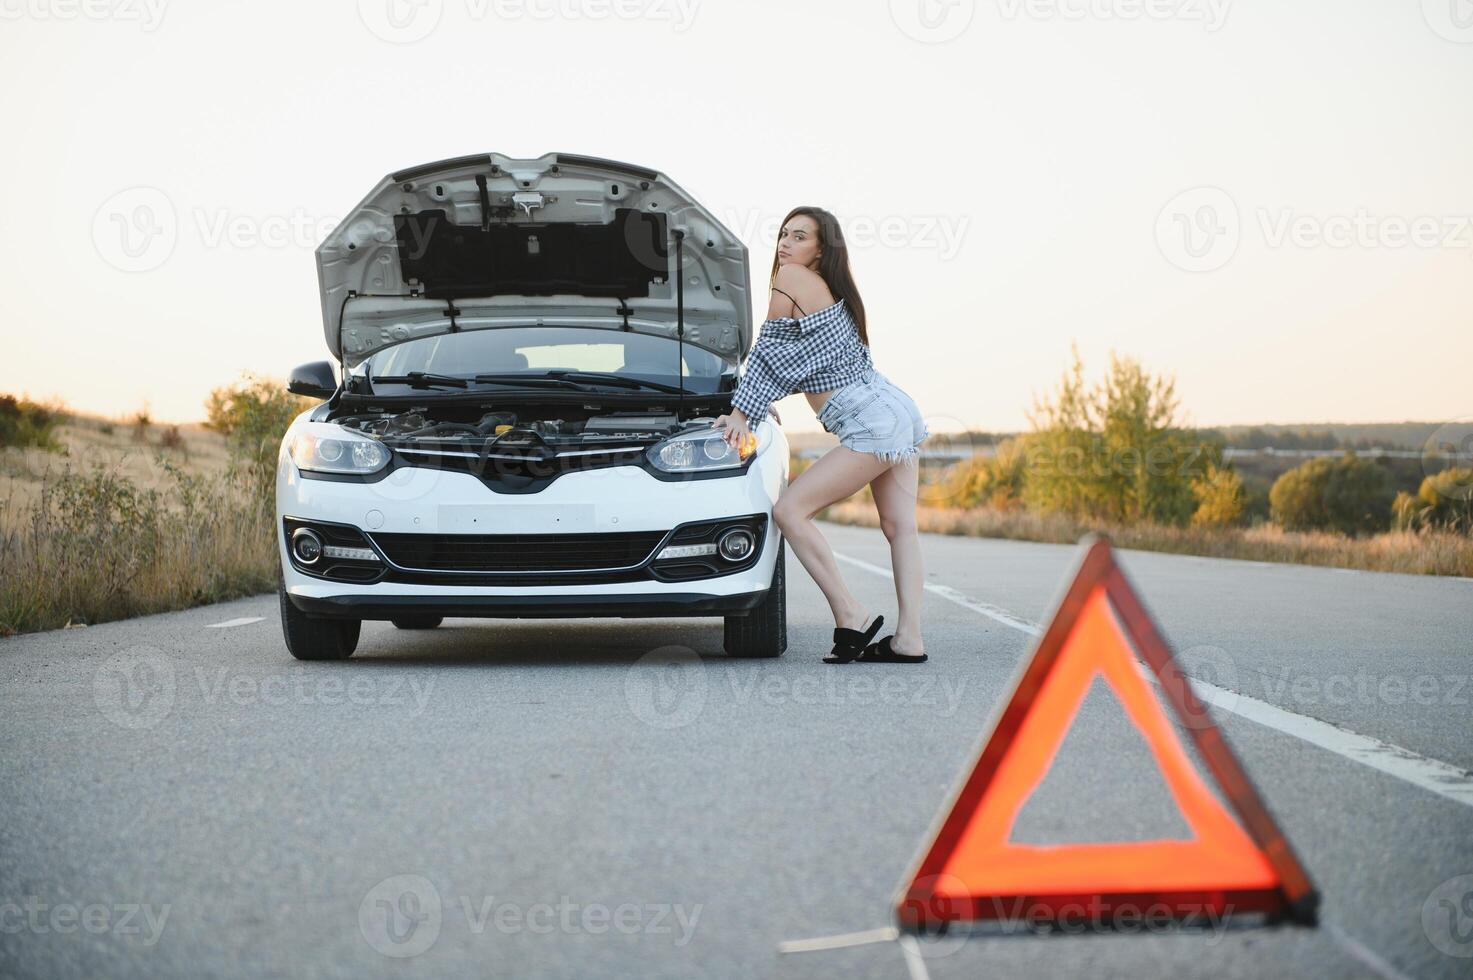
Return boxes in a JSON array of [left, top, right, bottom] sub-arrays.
[[275, 152, 788, 660]]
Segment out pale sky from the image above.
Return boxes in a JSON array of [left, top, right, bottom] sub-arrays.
[[1, 0, 1470, 434]]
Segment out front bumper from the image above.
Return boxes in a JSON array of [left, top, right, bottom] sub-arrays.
[[286, 589, 770, 621], [276, 441, 788, 618]]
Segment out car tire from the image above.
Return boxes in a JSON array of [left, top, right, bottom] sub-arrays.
[[279, 587, 360, 660], [723, 539, 787, 658], [391, 616, 443, 630]]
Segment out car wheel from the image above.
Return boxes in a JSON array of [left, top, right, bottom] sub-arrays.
[[391, 616, 443, 630], [278, 587, 360, 660], [723, 539, 787, 658]]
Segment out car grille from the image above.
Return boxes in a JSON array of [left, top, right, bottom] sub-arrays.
[[368, 530, 669, 573]]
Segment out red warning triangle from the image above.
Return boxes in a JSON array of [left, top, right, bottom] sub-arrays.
[[895, 534, 1318, 932]]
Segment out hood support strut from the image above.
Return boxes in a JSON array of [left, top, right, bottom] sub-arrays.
[[674, 229, 686, 417]]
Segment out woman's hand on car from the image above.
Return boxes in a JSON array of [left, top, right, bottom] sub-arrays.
[[714, 409, 752, 450]]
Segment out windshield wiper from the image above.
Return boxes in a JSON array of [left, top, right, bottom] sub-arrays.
[[471, 373, 586, 390], [543, 371, 693, 395], [369, 372, 469, 389]]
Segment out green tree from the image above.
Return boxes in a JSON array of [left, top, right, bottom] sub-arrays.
[[204, 375, 317, 510], [1190, 463, 1246, 528], [1022, 345, 1223, 526], [1270, 451, 1394, 536]]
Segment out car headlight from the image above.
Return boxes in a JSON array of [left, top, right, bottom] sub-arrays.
[[287, 426, 391, 475], [647, 424, 761, 473]]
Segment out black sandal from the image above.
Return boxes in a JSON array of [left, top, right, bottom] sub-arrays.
[[858, 635, 928, 663], [823, 614, 884, 664]]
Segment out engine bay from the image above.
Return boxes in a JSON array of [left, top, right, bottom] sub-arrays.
[[333, 405, 716, 453]]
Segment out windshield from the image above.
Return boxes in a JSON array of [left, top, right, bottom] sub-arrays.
[[350, 326, 730, 393]]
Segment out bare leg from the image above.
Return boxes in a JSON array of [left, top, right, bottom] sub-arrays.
[[773, 446, 891, 631], [869, 461, 925, 655]]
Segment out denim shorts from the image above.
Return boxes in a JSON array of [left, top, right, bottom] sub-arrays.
[[815, 367, 930, 466]]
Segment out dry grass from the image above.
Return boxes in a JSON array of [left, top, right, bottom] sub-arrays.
[[0, 411, 274, 635], [0, 414, 229, 512], [820, 501, 1473, 577]]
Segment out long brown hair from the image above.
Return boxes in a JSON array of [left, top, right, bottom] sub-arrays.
[[769, 206, 868, 346]]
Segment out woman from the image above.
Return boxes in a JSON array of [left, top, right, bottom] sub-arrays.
[[714, 207, 929, 664]]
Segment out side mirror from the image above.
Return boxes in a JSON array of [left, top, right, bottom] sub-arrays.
[[288, 361, 338, 399]]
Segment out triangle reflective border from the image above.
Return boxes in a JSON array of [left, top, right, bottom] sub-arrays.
[[895, 534, 1319, 933]]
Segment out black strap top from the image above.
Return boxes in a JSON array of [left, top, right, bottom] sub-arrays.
[[771, 287, 805, 317]]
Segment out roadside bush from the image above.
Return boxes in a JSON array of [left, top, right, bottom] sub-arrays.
[[131, 405, 152, 443], [942, 436, 1028, 510], [1269, 451, 1395, 536], [1391, 467, 1473, 533], [0, 395, 63, 450]]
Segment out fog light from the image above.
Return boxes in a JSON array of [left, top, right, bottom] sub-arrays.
[[291, 527, 324, 564], [717, 528, 755, 561]]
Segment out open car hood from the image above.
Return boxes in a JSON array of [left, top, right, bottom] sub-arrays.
[[316, 152, 752, 369]]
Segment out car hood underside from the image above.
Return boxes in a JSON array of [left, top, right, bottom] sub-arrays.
[[317, 151, 753, 369]]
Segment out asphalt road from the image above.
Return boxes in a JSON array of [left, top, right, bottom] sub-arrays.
[[2, 522, 1472, 979]]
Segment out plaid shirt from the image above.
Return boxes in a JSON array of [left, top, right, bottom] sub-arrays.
[[730, 298, 872, 427]]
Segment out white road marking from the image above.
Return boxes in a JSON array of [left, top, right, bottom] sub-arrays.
[[834, 551, 1473, 809], [1325, 924, 1415, 980], [897, 934, 933, 980], [850, 555, 1042, 635], [205, 617, 264, 629], [777, 926, 897, 953]]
